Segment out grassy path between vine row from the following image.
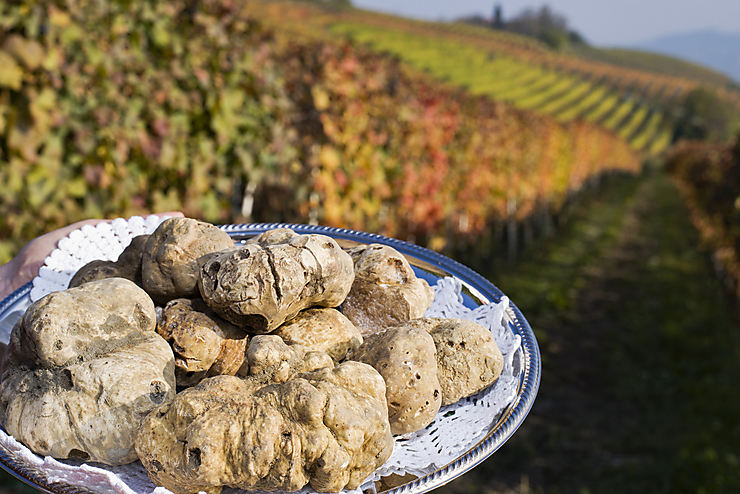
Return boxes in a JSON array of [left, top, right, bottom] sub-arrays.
[[445, 170, 740, 494]]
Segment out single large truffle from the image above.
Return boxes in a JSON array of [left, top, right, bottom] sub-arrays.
[[136, 362, 393, 494], [142, 218, 234, 303], [0, 278, 176, 465], [273, 308, 363, 361], [68, 234, 150, 288], [11, 277, 156, 368], [198, 229, 354, 332], [157, 299, 248, 387], [406, 318, 503, 405], [342, 244, 434, 336], [351, 325, 441, 435]]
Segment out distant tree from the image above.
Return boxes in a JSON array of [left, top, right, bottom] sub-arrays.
[[673, 87, 735, 142], [456, 14, 490, 28], [506, 6, 565, 38], [460, 3, 587, 49], [568, 30, 584, 44], [492, 4, 503, 28], [501, 5, 584, 49], [540, 27, 569, 50]]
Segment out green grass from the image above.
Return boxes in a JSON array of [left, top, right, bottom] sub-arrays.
[[582, 92, 621, 124], [496, 70, 559, 101], [649, 127, 673, 155], [479, 65, 548, 96], [514, 76, 578, 110], [630, 111, 664, 151], [539, 80, 592, 115], [432, 17, 733, 93]]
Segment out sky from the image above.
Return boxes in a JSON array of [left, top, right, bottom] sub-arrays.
[[352, 0, 740, 47]]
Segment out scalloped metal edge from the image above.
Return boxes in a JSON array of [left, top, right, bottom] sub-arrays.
[[0, 223, 541, 494]]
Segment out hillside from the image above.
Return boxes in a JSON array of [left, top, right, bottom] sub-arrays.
[[573, 45, 735, 88], [329, 21, 672, 154], [4, 0, 735, 260], [252, 2, 740, 157], [638, 30, 740, 83]]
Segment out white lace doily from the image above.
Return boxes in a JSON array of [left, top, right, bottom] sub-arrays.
[[3, 218, 522, 494], [30, 215, 174, 302]]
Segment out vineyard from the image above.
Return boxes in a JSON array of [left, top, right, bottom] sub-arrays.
[[0, 0, 640, 264], [332, 8, 740, 106], [2, 0, 737, 280], [329, 22, 673, 153], [251, 2, 740, 158], [575, 46, 736, 87]]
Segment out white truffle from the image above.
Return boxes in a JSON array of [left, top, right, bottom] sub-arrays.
[[274, 308, 363, 361], [342, 244, 434, 336], [406, 318, 504, 405], [351, 325, 441, 434], [136, 362, 393, 493], [0, 279, 175, 465], [198, 230, 354, 333]]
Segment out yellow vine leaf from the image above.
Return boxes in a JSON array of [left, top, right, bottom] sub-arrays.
[[0, 51, 23, 90]]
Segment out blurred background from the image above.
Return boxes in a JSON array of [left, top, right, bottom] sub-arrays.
[[0, 0, 739, 492]]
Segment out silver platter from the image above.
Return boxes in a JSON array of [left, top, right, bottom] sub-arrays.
[[0, 223, 541, 493]]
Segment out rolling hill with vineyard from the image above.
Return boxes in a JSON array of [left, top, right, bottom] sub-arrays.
[[259, 3, 740, 156]]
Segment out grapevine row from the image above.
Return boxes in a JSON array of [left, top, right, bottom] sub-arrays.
[[666, 137, 740, 299]]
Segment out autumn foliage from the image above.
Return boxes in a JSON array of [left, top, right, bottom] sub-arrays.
[[0, 0, 640, 262], [666, 136, 740, 298]]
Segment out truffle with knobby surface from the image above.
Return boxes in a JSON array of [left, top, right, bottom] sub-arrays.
[[273, 308, 362, 361], [241, 335, 333, 384], [351, 324, 441, 434], [142, 218, 233, 303], [157, 298, 248, 387], [342, 244, 434, 336], [406, 318, 503, 405], [135, 361, 393, 493], [198, 229, 353, 333], [0, 278, 176, 465]]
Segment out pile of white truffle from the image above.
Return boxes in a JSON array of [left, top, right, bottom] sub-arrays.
[[0, 218, 503, 494]]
